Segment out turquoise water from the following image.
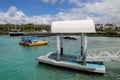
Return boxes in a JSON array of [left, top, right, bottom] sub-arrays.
[[0, 35, 120, 80]]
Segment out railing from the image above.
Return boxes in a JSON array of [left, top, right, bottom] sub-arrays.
[[87, 47, 120, 61]]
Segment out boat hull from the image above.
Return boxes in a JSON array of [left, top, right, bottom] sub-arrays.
[[9, 32, 24, 36], [19, 41, 48, 46], [37, 52, 105, 74], [28, 41, 48, 46]]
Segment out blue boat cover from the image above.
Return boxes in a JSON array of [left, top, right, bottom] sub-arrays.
[[22, 36, 39, 41]]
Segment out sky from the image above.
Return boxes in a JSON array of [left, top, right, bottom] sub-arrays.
[[0, 0, 120, 24]]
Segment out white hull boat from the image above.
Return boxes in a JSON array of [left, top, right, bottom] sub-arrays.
[[37, 52, 105, 73]]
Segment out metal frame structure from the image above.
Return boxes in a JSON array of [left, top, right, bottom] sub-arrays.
[[87, 47, 120, 61]]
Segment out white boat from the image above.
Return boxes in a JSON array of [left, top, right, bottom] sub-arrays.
[[37, 19, 105, 74]]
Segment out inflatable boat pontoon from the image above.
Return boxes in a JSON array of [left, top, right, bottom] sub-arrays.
[[37, 20, 106, 74]]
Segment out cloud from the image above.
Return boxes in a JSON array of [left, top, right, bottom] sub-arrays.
[[0, 6, 54, 24], [41, 0, 57, 4], [85, 0, 120, 24], [0, 0, 120, 25], [0, 6, 87, 24], [67, 0, 81, 6], [0, 6, 26, 24]]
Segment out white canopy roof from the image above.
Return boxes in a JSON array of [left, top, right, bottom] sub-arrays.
[[51, 19, 96, 33]]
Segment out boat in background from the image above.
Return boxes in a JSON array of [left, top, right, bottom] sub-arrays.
[[9, 32, 24, 36], [19, 36, 48, 46], [37, 20, 106, 74]]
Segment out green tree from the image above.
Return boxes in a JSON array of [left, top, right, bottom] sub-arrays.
[[103, 28, 118, 35]]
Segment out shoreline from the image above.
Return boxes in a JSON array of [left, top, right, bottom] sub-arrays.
[[0, 32, 120, 37]]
